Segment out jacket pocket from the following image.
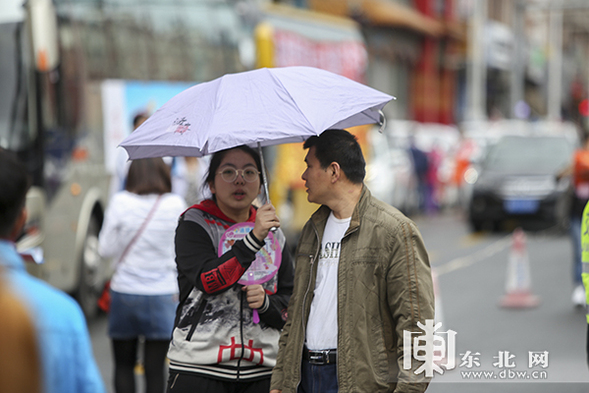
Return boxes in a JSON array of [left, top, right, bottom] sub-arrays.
[[370, 323, 391, 383]]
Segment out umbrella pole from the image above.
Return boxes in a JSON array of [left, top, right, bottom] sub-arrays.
[[257, 142, 271, 205], [258, 143, 277, 233], [378, 109, 387, 133]]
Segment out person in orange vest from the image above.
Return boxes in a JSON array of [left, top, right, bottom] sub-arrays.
[[558, 134, 589, 307]]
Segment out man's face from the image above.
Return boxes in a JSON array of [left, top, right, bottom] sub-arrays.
[[302, 146, 331, 205]]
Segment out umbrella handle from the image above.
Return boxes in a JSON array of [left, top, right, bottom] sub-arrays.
[[378, 110, 387, 133], [258, 143, 277, 232]]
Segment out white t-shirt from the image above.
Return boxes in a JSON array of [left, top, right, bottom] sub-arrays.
[[98, 191, 187, 295], [306, 211, 350, 350]]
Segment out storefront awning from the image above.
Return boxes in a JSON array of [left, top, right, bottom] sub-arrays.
[[360, 0, 443, 36], [257, 4, 368, 82], [261, 3, 364, 43], [309, 0, 465, 39]]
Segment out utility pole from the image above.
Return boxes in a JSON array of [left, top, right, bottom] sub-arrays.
[[528, 0, 589, 121], [510, 0, 526, 118], [511, 0, 589, 121], [465, 0, 487, 121], [547, 5, 563, 120]]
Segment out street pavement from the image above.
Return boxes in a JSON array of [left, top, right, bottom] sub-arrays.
[[88, 209, 589, 392], [416, 211, 589, 392]]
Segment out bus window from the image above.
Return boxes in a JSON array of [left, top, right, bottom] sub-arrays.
[[0, 22, 30, 152]]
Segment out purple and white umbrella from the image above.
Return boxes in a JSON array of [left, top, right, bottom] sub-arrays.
[[120, 66, 394, 160], [120, 66, 394, 202]]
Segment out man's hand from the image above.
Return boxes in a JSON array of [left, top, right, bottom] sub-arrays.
[[242, 285, 266, 309], [270, 390, 282, 393]]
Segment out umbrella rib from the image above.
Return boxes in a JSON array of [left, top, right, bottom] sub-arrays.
[[266, 71, 317, 135]]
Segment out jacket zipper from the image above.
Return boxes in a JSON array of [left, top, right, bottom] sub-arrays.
[[236, 289, 245, 381], [301, 220, 321, 335], [185, 290, 247, 380], [296, 218, 358, 390], [296, 221, 321, 391], [332, 223, 357, 383]]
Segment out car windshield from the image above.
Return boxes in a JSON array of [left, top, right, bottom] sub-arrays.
[[484, 136, 572, 174]]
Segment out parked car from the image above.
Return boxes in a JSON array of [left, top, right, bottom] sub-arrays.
[[467, 133, 576, 232]]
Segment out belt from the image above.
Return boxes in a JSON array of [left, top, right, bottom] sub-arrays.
[[303, 347, 337, 365]]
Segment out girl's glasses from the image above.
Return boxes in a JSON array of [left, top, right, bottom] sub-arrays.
[[218, 167, 260, 183]]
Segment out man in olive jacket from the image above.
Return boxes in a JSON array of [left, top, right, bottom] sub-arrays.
[[270, 129, 435, 393]]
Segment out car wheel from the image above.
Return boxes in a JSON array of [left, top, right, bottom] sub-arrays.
[[491, 220, 502, 232], [469, 217, 483, 232], [75, 216, 104, 318]]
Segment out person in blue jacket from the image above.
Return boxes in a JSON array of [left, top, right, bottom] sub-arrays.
[[0, 148, 106, 393]]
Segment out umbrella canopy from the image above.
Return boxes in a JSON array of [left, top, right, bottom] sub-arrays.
[[120, 66, 394, 160]]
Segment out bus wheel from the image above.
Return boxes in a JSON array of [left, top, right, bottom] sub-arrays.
[[76, 216, 103, 318]]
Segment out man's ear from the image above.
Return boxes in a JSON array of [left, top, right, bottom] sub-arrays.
[[9, 207, 27, 242], [330, 162, 341, 183]]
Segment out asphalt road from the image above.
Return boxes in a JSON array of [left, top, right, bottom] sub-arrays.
[[415, 211, 589, 393], [88, 209, 589, 392]]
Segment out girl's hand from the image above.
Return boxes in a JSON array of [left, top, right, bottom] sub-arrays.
[[242, 285, 266, 309], [252, 203, 279, 240]]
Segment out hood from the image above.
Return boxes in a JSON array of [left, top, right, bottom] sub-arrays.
[[187, 199, 257, 223]]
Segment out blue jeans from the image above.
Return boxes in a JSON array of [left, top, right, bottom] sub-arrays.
[[298, 359, 338, 393], [108, 290, 178, 340], [570, 217, 583, 284]]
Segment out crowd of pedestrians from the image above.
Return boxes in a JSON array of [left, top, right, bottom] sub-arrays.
[[0, 128, 435, 393], [9, 115, 589, 391]]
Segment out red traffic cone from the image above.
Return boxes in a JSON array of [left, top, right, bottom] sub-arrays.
[[499, 227, 540, 309]]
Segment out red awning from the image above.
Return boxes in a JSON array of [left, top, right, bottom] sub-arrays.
[[309, 0, 466, 39]]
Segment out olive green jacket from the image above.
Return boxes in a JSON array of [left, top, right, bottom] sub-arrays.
[[270, 187, 435, 393]]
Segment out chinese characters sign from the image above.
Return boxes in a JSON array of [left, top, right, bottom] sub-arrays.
[[403, 320, 549, 380]]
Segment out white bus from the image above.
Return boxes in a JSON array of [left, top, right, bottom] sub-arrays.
[[1, 0, 249, 317]]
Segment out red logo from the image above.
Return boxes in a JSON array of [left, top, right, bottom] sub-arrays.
[[218, 337, 264, 365], [170, 117, 191, 135], [174, 125, 190, 134]]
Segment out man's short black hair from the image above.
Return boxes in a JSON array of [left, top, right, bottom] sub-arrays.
[[0, 149, 31, 238], [303, 129, 365, 184]]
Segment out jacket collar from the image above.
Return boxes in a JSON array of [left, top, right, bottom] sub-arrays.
[[187, 199, 257, 224], [350, 185, 370, 232], [310, 184, 370, 237]]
